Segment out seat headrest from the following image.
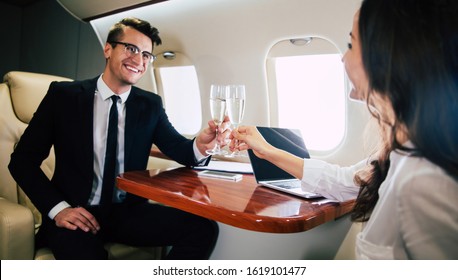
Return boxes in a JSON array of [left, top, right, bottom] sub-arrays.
[[3, 71, 72, 124]]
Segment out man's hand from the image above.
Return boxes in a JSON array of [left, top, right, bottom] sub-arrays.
[[54, 207, 100, 234], [196, 115, 231, 155]]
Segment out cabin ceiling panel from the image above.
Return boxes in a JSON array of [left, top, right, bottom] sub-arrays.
[[55, 0, 167, 22]]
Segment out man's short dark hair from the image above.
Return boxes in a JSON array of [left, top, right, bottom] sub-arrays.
[[106, 17, 162, 49]]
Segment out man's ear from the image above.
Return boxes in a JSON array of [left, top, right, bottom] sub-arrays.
[[104, 43, 112, 59]]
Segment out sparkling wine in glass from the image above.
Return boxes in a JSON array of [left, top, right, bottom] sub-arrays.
[[225, 85, 246, 157], [206, 84, 227, 155]]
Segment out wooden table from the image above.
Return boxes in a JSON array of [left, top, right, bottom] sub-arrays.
[[117, 167, 354, 233]]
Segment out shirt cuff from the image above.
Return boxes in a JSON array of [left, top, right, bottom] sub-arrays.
[[193, 139, 209, 164], [48, 201, 71, 220]]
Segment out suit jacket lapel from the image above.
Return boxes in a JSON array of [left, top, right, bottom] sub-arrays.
[[77, 77, 97, 179], [124, 88, 141, 171]]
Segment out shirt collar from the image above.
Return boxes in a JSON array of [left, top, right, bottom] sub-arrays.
[[96, 74, 130, 104]]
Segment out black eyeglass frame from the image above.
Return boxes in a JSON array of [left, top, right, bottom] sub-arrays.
[[108, 41, 157, 63]]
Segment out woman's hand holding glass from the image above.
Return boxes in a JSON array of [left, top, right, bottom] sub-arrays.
[[230, 125, 272, 159]]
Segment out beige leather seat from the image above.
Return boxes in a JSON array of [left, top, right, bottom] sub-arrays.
[[0, 71, 163, 259]]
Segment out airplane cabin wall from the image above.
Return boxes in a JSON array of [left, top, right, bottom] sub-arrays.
[[0, 2, 22, 80], [91, 0, 374, 167], [0, 0, 105, 80]]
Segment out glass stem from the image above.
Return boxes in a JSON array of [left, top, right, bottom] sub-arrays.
[[214, 125, 220, 151], [233, 125, 239, 154]]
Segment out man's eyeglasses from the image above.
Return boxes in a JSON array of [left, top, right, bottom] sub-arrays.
[[108, 41, 157, 63]]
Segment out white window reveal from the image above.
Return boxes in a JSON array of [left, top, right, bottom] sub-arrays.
[[156, 65, 202, 136]]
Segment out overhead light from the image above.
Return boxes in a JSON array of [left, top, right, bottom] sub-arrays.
[[162, 51, 176, 60], [290, 37, 313, 46]]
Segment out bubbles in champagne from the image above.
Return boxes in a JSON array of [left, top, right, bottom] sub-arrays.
[[226, 98, 245, 126], [210, 98, 226, 125]]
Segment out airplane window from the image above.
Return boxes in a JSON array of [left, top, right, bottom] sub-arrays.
[[267, 38, 346, 151], [155, 65, 202, 135]]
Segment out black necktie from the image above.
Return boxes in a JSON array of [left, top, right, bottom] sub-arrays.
[[101, 95, 120, 208]]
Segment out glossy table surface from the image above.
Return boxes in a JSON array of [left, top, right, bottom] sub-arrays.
[[117, 167, 354, 233]]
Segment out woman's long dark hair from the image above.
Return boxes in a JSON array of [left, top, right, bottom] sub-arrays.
[[351, 0, 458, 222]]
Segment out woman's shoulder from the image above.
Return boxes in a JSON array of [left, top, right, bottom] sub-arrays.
[[393, 154, 458, 208]]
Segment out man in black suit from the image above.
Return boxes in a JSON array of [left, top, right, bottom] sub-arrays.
[[8, 17, 224, 260]]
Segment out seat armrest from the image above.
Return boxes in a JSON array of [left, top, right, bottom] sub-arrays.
[[0, 198, 35, 259]]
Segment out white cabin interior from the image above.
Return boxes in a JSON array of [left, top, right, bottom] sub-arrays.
[[0, 0, 376, 259]]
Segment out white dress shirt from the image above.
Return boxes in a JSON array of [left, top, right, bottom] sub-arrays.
[[300, 143, 458, 259], [355, 148, 458, 259], [90, 76, 129, 205]]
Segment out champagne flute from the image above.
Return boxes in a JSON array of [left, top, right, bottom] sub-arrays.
[[206, 84, 227, 155], [225, 84, 246, 157]]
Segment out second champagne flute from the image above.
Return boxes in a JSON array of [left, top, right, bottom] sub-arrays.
[[206, 84, 227, 155], [225, 84, 246, 157]]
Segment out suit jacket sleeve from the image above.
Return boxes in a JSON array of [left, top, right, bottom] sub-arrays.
[[8, 82, 68, 215]]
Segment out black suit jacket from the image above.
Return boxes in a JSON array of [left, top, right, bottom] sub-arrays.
[[9, 76, 203, 216]]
